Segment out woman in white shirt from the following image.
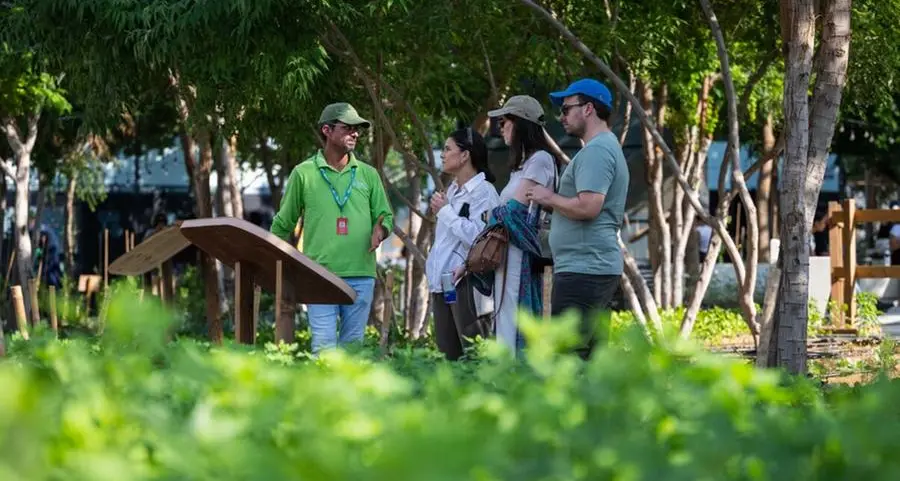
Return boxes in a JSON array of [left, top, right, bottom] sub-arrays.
[[426, 127, 501, 360], [487, 95, 562, 353]]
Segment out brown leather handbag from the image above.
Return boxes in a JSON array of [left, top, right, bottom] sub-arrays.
[[465, 223, 509, 274]]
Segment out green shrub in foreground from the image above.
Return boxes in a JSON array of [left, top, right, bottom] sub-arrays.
[[2, 289, 900, 480]]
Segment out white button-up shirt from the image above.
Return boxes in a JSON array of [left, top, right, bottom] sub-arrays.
[[425, 172, 501, 294]]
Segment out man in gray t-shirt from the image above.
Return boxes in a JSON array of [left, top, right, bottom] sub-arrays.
[[526, 78, 630, 360]]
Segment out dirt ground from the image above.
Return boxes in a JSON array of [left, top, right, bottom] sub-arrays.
[[707, 334, 900, 386]]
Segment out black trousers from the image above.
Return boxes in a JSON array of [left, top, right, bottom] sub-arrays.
[[431, 277, 494, 361], [551, 272, 620, 360]]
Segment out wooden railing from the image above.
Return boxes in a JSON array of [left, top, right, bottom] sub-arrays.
[[828, 198, 900, 328]]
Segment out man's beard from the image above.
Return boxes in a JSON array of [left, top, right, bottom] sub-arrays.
[[565, 123, 584, 137]]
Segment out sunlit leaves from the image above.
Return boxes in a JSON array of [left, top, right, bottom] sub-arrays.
[[4, 287, 900, 479]]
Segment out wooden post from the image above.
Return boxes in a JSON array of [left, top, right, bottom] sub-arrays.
[[828, 201, 845, 325], [104, 228, 109, 289], [162, 260, 175, 303], [35, 257, 43, 290], [125, 230, 131, 253], [157, 265, 165, 303], [234, 261, 255, 344], [843, 198, 857, 327], [253, 286, 261, 336], [49, 285, 58, 335], [274, 259, 293, 343], [29, 278, 40, 327], [3, 249, 15, 294], [11, 285, 29, 340]]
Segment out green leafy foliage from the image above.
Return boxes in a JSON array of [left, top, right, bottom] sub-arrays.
[[0, 43, 70, 118], [4, 287, 900, 479]]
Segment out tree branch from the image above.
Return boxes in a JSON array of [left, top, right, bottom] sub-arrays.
[[805, 0, 851, 221], [619, 235, 663, 334], [1, 116, 24, 155], [700, 0, 759, 333], [722, 131, 785, 207], [680, 233, 724, 337], [323, 21, 443, 191], [23, 110, 40, 153], [519, 0, 745, 272], [382, 171, 433, 224], [393, 225, 426, 265], [0, 159, 15, 182], [543, 128, 572, 165], [479, 34, 499, 103], [619, 274, 653, 341], [738, 49, 779, 122], [617, 71, 635, 146]]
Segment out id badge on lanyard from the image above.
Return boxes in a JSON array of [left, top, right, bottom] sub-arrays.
[[319, 165, 357, 236]]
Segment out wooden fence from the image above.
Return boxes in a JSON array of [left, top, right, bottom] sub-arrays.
[[829, 198, 900, 328]]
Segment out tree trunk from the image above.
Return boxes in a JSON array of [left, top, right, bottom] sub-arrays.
[[31, 180, 47, 245], [701, 0, 759, 335], [170, 72, 224, 343], [620, 237, 662, 334], [619, 275, 651, 340], [684, 134, 713, 300], [215, 137, 234, 218], [672, 75, 713, 307], [258, 136, 283, 212], [641, 81, 671, 309], [227, 135, 243, 219], [195, 131, 224, 343], [772, 0, 817, 374], [368, 110, 392, 331], [3, 113, 39, 323], [757, 114, 776, 261], [805, 0, 852, 213], [670, 128, 689, 308], [64, 171, 78, 277], [769, 0, 851, 374], [407, 221, 432, 339], [211, 146, 230, 320], [681, 233, 725, 336], [14, 170, 33, 319]]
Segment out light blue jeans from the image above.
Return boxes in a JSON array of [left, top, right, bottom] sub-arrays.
[[306, 276, 376, 354]]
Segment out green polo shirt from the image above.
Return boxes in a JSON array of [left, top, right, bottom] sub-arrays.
[[271, 151, 394, 278]]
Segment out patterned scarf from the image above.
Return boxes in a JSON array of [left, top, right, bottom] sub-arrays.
[[488, 199, 543, 317]]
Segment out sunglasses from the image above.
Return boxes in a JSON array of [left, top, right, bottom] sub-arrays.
[[559, 102, 589, 116]]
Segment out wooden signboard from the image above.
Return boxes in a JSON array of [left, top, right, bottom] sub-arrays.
[[109, 217, 357, 345], [179, 218, 356, 305], [108, 222, 190, 276]]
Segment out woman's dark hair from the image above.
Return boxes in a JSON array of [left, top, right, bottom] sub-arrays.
[[505, 115, 564, 175], [450, 127, 495, 183]]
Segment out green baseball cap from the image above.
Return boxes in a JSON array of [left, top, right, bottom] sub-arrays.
[[318, 102, 371, 128]]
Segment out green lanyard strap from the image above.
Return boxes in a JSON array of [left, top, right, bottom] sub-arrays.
[[318, 165, 357, 213]]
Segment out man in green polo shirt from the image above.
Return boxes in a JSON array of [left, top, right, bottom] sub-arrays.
[[271, 102, 394, 354]]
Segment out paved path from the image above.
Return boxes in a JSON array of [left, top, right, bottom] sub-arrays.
[[879, 306, 900, 338]]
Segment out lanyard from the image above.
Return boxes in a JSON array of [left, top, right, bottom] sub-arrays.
[[318, 165, 357, 213]]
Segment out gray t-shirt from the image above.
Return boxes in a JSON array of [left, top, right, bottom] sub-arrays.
[[549, 131, 629, 275]]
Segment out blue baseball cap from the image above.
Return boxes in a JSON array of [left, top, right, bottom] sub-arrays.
[[549, 78, 613, 109]]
